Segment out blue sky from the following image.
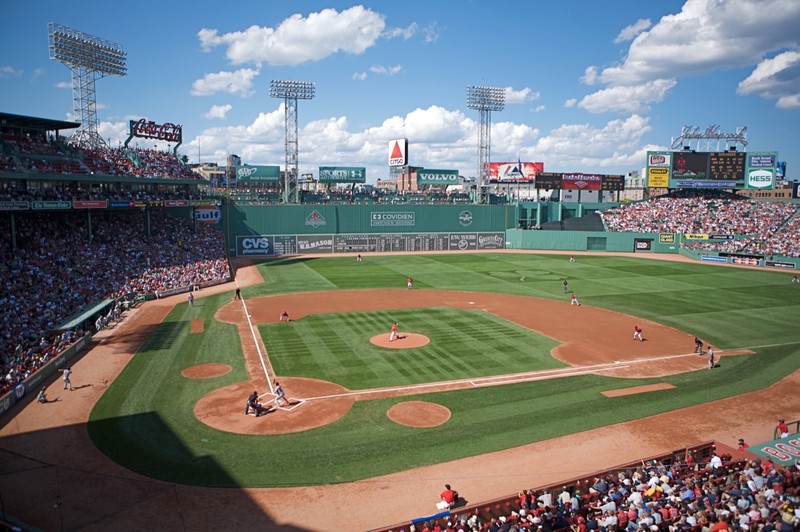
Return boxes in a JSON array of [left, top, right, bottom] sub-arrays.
[[1, 0, 798, 183]]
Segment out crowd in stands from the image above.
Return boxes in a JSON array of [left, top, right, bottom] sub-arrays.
[[0, 180, 212, 203], [0, 133, 200, 181], [404, 452, 800, 532], [1, 210, 230, 396], [599, 190, 800, 258]]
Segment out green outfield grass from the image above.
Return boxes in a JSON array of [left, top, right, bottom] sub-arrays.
[[88, 253, 800, 487]]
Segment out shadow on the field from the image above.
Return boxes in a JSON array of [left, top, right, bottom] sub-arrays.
[[0, 412, 309, 531]]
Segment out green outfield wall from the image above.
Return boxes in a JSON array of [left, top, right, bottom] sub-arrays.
[[225, 203, 516, 256], [504, 229, 679, 253]]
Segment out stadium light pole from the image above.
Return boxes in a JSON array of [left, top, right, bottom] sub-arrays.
[[467, 85, 505, 204], [270, 80, 315, 204], [48, 22, 127, 149]]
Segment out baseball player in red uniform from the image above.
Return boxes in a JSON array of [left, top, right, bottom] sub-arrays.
[[633, 325, 643, 342], [570, 294, 580, 306], [390, 322, 398, 341]]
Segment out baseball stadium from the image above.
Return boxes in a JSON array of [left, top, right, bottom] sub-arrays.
[[2, 26, 800, 532]]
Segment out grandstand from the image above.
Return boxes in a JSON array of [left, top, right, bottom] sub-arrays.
[[1, 110, 799, 532]]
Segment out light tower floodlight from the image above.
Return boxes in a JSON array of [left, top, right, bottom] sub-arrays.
[[467, 85, 505, 204], [270, 80, 316, 204], [48, 22, 127, 149]]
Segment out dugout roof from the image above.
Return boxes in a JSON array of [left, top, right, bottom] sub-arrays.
[[0, 112, 80, 134]]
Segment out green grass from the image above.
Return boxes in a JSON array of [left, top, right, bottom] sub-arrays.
[[88, 253, 800, 487], [263, 308, 563, 389]]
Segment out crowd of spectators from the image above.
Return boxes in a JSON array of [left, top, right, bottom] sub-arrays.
[[0, 133, 200, 181], [406, 453, 800, 531], [599, 191, 800, 258], [0, 183, 211, 204], [1, 210, 230, 396]]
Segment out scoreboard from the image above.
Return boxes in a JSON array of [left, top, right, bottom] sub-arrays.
[[648, 150, 776, 189], [708, 152, 745, 180]]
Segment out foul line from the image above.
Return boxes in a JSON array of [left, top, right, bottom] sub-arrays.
[[237, 283, 275, 395], [300, 348, 736, 402]]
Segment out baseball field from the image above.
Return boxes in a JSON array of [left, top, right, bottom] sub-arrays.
[[3, 251, 800, 531]]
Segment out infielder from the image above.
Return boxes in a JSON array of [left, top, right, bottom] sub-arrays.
[[390, 322, 398, 341], [570, 294, 580, 306], [633, 325, 643, 342]]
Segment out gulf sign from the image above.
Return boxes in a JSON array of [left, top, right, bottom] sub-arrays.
[[194, 205, 221, 224], [388, 138, 408, 167]]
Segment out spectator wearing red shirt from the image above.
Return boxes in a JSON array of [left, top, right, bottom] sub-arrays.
[[436, 484, 456, 510], [777, 419, 789, 438]]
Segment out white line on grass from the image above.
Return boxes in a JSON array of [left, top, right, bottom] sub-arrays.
[[237, 283, 274, 394]]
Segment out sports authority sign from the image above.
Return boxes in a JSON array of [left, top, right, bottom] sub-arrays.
[[318, 166, 366, 183], [388, 138, 408, 167]]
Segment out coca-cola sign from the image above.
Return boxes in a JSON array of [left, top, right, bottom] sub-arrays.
[[129, 119, 182, 143]]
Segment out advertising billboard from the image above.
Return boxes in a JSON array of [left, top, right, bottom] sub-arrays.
[[235, 165, 281, 183], [745, 152, 777, 190], [318, 166, 366, 183], [417, 169, 459, 185], [388, 138, 408, 167], [488, 162, 543, 182], [646, 151, 671, 187], [561, 173, 602, 191]]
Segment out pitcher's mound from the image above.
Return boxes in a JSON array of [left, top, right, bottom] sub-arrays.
[[388, 401, 451, 427], [370, 333, 430, 349]]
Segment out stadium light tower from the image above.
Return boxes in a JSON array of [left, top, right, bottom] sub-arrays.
[[270, 80, 315, 204], [467, 85, 505, 204], [48, 22, 127, 149]]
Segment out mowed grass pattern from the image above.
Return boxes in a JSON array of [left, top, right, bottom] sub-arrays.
[[87, 253, 800, 487], [262, 308, 563, 389]]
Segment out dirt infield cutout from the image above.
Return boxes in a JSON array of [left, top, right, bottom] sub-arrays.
[[370, 332, 430, 349], [191, 319, 204, 333], [182, 363, 231, 379], [387, 401, 451, 427], [602, 382, 676, 397]]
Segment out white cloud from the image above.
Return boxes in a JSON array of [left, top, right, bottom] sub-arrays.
[[55, 81, 71, 89], [384, 22, 417, 40], [737, 50, 800, 108], [571, 0, 800, 111], [191, 68, 259, 97], [577, 79, 677, 114], [370, 64, 403, 75], [205, 104, 233, 120], [197, 6, 385, 66], [531, 105, 546, 113], [421, 22, 440, 44], [504, 87, 540, 104], [598, 0, 800, 86], [531, 115, 653, 171], [0, 66, 22, 78], [614, 18, 651, 43], [352, 72, 367, 81], [564, 99, 577, 108], [31, 68, 45, 80], [581, 66, 599, 86], [180, 104, 652, 180]]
